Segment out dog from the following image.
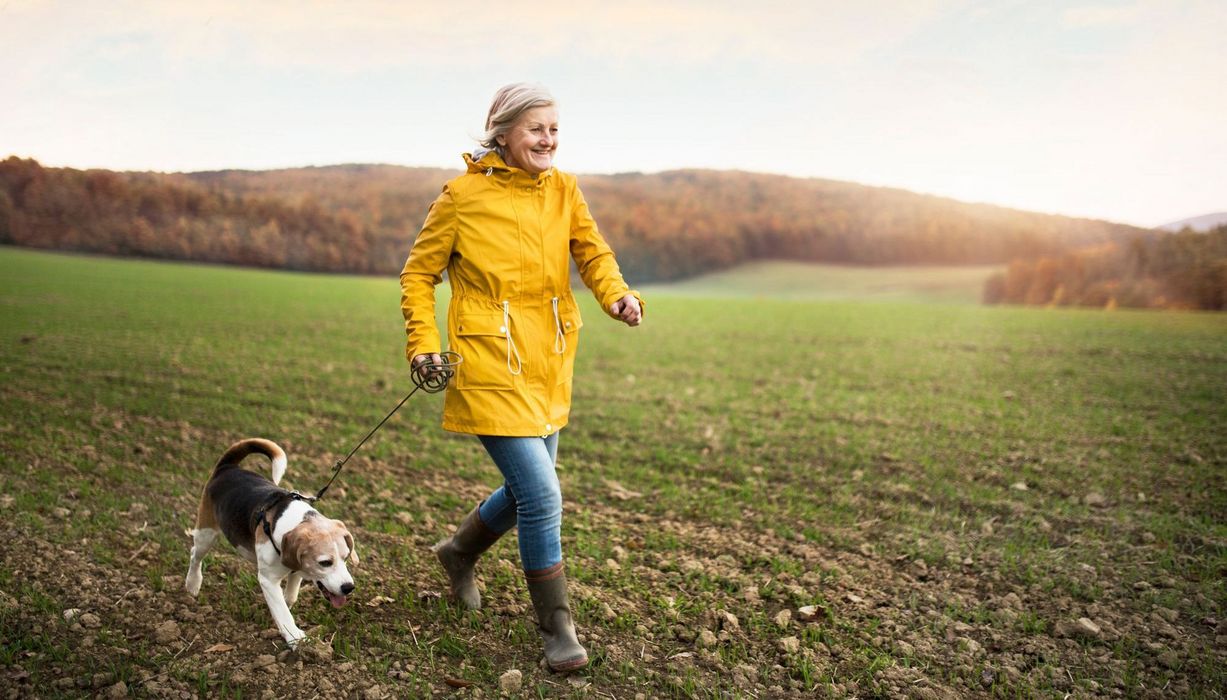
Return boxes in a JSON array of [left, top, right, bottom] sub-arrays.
[[184, 438, 358, 647]]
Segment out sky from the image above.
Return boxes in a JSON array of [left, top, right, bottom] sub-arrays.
[[2, 0, 1224, 228]]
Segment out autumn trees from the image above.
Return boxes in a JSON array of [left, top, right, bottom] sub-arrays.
[[3, 156, 1189, 307], [0, 157, 390, 274], [983, 227, 1227, 310]]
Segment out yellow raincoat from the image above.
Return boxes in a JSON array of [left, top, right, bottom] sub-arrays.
[[400, 150, 643, 436]]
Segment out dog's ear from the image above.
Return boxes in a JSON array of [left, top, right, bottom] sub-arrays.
[[336, 520, 359, 567], [280, 524, 304, 571]]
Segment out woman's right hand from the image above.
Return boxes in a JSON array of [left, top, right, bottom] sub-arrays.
[[609, 294, 642, 326], [412, 353, 445, 381]]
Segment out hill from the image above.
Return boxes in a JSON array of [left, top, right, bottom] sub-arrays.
[[644, 261, 1001, 304], [0, 156, 1152, 282], [1158, 211, 1227, 232]]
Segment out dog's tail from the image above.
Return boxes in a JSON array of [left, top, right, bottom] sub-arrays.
[[213, 438, 288, 485]]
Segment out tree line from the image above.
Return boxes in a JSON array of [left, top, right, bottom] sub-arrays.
[[983, 225, 1227, 310], [1, 156, 1152, 283]]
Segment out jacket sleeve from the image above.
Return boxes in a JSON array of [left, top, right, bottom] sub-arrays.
[[400, 185, 457, 362], [569, 182, 645, 318]]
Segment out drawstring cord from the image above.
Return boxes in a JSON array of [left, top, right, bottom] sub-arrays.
[[502, 300, 523, 375], [551, 297, 566, 355]]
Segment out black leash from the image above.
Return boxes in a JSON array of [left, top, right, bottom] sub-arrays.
[[257, 351, 463, 552], [314, 351, 463, 500]]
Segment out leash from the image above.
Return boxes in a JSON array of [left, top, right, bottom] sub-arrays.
[[315, 351, 463, 500], [257, 351, 463, 553]]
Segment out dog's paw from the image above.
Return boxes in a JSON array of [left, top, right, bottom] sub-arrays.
[[283, 629, 308, 649], [184, 574, 202, 597], [288, 638, 335, 664]]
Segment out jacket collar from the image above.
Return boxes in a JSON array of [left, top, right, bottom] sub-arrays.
[[463, 150, 554, 182]]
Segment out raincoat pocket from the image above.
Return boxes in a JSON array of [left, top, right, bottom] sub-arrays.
[[453, 313, 515, 390]]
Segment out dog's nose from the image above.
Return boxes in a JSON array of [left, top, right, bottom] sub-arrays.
[[341, 583, 355, 596]]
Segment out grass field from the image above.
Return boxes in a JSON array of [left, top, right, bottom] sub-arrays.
[[642, 261, 1003, 303], [1, 246, 1224, 698]]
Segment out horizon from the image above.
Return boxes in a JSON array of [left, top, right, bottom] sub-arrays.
[[3, 1, 1224, 228], [8, 153, 1211, 230]]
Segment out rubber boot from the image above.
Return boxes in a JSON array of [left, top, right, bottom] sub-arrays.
[[525, 562, 588, 672], [432, 504, 501, 610]]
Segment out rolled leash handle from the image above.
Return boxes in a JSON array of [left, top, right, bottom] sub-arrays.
[[313, 351, 464, 500], [412, 351, 464, 393]]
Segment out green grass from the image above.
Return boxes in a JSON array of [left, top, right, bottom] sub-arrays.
[[0, 246, 1224, 698], [642, 259, 1003, 302]]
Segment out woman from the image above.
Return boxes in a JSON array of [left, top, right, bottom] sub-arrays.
[[399, 83, 643, 672]]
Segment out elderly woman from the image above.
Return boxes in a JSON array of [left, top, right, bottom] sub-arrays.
[[399, 83, 642, 671]]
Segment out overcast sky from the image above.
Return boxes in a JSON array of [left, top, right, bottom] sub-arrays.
[[2, 0, 1224, 227]]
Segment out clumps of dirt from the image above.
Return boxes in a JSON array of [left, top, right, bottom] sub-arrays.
[[561, 490, 1223, 697], [3, 440, 1225, 699]]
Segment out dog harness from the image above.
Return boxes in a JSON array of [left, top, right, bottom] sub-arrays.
[[254, 491, 314, 556]]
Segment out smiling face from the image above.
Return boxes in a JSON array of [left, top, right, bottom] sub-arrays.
[[497, 105, 558, 175]]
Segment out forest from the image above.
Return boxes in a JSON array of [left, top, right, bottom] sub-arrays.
[[0, 156, 1152, 284], [983, 225, 1227, 310]]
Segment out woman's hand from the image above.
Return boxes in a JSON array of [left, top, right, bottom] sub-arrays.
[[609, 294, 642, 327], [412, 352, 445, 381]]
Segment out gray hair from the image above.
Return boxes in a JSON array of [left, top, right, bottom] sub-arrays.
[[480, 83, 556, 151]]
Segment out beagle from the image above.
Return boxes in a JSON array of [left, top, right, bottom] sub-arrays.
[[184, 438, 358, 647]]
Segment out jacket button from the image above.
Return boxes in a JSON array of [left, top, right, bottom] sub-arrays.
[[564, 321, 571, 328], [499, 326, 507, 334], [545, 424, 552, 431]]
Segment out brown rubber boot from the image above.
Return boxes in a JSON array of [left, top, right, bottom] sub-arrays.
[[525, 562, 588, 672], [432, 504, 501, 610]]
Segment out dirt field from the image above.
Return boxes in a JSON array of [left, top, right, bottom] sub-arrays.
[[2, 248, 1224, 698]]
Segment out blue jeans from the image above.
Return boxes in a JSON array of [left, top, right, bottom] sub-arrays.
[[476, 432, 562, 572]]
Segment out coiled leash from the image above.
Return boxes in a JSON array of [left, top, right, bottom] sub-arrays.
[[256, 351, 463, 552]]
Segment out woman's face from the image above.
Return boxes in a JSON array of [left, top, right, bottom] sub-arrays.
[[498, 105, 558, 175]]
